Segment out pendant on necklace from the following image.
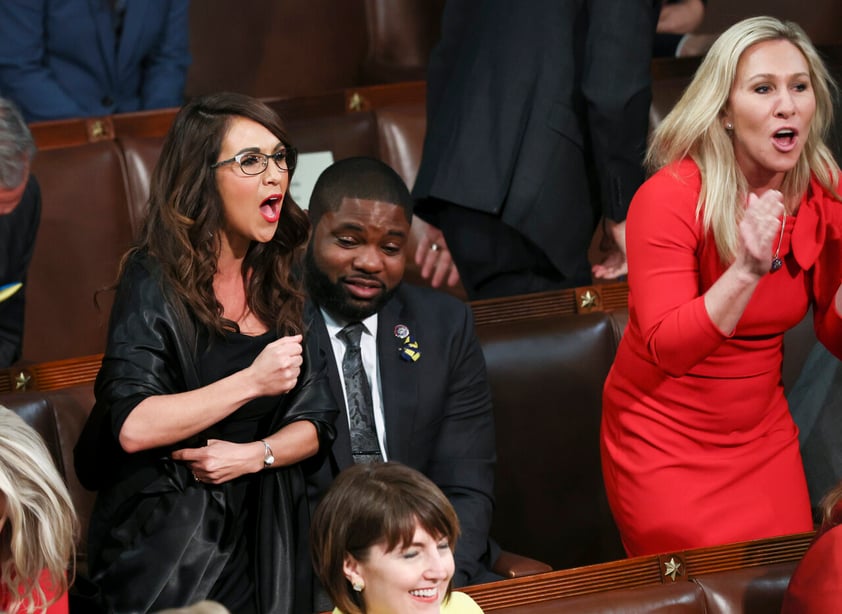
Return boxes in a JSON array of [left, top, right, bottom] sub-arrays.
[[770, 210, 787, 273]]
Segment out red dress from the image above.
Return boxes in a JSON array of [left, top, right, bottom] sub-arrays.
[[601, 159, 842, 557], [782, 506, 842, 613], [0, 570, 68, 614]]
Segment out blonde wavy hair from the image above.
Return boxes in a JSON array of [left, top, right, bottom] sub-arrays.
[[0, 407, 77, 613], [647, 15, 840, 262]]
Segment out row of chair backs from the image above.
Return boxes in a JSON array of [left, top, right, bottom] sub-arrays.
[[23, 82, 429, 364]]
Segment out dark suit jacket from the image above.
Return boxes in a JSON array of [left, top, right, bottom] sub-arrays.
[[412, 0, 656, 279], [304, 284, 497, 586], [0, 175, 40, 367], [0, 0, 190, 122]]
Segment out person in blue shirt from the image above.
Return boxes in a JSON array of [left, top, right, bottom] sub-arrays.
[[0, 1, 190, 122]]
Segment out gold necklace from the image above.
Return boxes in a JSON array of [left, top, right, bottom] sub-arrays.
[[770, 211, 786, 272]]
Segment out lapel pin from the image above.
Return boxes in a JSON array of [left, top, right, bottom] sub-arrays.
[[395, 325, 421, 362], [0, 282, 23, 304]]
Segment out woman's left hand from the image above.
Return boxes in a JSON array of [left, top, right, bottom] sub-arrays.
[[172, 438, 263, 484]]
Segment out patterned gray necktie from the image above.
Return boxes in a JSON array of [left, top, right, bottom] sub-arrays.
[[338, 323, 383, 464]]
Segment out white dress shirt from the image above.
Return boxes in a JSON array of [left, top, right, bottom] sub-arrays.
[[320, 308, 388, 459]]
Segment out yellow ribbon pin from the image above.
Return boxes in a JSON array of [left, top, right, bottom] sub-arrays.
[[0, 282, 22, 303]]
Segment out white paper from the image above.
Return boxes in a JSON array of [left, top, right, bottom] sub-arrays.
[[290, 151, 334, 210]]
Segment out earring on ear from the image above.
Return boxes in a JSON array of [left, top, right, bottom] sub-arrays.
[[352, 580, 365, 592], [725, 122, 734, 131]]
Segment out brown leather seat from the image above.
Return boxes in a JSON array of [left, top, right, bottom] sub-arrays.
[[27, 141, 131, 362], [477, 311, 625, 569]]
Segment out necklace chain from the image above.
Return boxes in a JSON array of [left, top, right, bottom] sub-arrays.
[[770, 211, 786, 273]]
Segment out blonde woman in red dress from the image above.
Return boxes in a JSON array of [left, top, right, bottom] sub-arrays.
[[601, 16, 842, 557], [0, 406, 76, 614]]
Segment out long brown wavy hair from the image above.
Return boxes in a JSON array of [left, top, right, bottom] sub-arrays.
[[121, 92, 309, 337]]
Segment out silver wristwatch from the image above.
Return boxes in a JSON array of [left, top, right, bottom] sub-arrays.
[[261, 439, 275, 468]]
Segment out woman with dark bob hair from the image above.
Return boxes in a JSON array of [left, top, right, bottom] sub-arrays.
[[74, 92, 337, 613], [311, 462, 483, 614]]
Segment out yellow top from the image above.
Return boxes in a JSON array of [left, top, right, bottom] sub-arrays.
[[332, 590, 484, 613]]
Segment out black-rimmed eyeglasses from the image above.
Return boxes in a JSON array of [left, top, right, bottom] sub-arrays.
[[211, 148, 297, 176]]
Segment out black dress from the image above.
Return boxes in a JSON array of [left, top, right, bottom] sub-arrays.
[[76, 253, 337, 614]]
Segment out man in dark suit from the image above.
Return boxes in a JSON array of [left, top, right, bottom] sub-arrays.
[[0, 0, 190, 122], [413, 0, 658, 299], [303, 157, 498, 594], [0, 97, 40, 367]]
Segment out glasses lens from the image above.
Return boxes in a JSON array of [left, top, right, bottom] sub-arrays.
[[238, 153, 268, 175], [270, 148, 297, 173]]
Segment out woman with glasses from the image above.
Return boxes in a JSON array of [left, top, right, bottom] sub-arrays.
[[75, 92, 337, 613]]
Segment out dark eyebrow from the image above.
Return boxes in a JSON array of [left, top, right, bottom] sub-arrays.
[[333, 222, 366, 233], [233, 142, 284, 156], [385, 229, 408, 239]]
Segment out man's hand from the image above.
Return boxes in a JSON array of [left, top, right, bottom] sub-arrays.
[[657, 0, 705, 34], [412, 217, 461, 288], [592, 219, 628, 280]]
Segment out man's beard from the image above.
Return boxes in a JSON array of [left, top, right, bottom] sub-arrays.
[[304, 245, 398, 321]]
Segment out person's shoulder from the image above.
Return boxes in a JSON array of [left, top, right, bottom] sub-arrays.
[[113, 250, 171, 308], [782, 522, 842, 613], [395, 284, 473, 331], [445, 591, 484, 613], [15, 174, 41, 215], [631, 158, 701, 217], [647, 158, 702, 191], [120, 250, 160, 283], [397, 283, 470, 313]]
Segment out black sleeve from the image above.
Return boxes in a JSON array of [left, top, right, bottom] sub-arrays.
[[0, 176, 40, 366], [584, 0, 657, 222]]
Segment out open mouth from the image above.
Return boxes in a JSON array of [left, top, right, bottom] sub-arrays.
[[772, 128, 797, 152], [409, 587, 439, 602], [260, 194, 282, 223]]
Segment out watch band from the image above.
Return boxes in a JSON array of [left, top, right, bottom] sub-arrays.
[[261, 439, 275, 468]]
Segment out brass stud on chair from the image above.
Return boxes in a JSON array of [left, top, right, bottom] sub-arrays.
[[348, 92, 364, 112], [663, 556, 682, 581], [86, 116, 114, 142], [576, 287, 602, 313], [15, 371, 31, 392]]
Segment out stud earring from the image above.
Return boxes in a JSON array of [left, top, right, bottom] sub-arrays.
[[352, 581, 365, 592], [725, 122, 733, 131]]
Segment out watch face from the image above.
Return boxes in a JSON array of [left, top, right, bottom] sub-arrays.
[[262, 440, 274, 467]]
